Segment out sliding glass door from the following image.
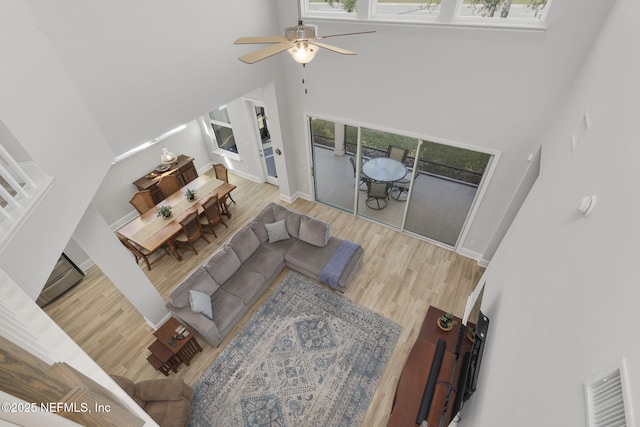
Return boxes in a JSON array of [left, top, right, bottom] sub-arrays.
[[309, 116, 491, 247], [310, 118, 355, 213], [357, 128, 419, 229], [404, 141, 490, 246]]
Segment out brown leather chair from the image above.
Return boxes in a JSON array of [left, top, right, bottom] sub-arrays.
[[199, 194, 228, 238], [157, 174, 181, 198], [129, 190, 155, 214], [110, 375, 193, 427], [213, 163, 236, 204], [174, 209, 210, 256], [118, 234, 169, 270]]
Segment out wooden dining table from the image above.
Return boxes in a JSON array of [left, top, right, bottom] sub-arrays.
[[117, 174, 236, 261]]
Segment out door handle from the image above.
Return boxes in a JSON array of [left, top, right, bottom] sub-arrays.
[[275, 148, 282, 155]]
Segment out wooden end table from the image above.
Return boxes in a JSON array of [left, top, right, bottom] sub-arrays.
[[147, 317, 202, 375]]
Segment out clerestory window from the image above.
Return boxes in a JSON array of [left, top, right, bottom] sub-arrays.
[[304, 0, 551, 28]]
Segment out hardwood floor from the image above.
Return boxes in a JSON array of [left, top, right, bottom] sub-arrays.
[[44, 171, 485, 426]]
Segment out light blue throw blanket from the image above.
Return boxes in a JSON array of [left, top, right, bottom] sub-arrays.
[[319, 240, 360, 289]]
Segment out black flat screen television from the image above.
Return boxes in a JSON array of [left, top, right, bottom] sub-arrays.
[[451, 283, 489, 417]]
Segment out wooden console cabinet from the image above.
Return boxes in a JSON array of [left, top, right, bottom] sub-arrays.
[[132, 154, 198, 204], [388, 306, 473, 427]]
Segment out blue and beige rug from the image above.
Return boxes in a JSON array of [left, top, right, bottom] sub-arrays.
[[190, 271, 401, 426]]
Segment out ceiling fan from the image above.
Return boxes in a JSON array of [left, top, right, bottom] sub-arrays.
[[234, 2, 374, 65]]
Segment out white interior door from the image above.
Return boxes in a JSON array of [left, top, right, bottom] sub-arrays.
[[251, 102, 278, 185]]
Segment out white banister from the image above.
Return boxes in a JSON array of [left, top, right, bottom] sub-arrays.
[[0, 143, 53, 253], [0, 143, 37, 189]]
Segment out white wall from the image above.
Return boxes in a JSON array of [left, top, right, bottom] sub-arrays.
[[92, 120, 212, 226], [0, 1, 115, 300], [466, 0, 640, 424], [23, 0, 284, 157], [275, 0, 614, 261]]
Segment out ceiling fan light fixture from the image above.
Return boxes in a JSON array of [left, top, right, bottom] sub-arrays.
[[288, 41, 317, 64], [285, 24, 317, 41]]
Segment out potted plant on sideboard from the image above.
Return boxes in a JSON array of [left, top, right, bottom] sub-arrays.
[[437, 312, 457, 332]]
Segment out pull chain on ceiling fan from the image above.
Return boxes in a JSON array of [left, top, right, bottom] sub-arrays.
[[234, 0, 374, 65]]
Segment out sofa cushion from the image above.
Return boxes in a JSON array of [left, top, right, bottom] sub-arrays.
[[242, 245, 286, 280], [272, 203, 302, 238], [211, 288, 245, 333], [144, 400, 192, 427], [264, 220, 289, 243], [248, 206, 276, 243], [298, 215, 330, 247], [221, 266, 267, 304], [169, 268, 219, 309], [189, 290, 213, 320], [228, 227, 261, 262], [204, 247, 242, 285], [286, 237, 343, 277]]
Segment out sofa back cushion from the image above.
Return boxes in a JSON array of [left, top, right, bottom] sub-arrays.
[[204, 247, 242, 284], [298, 215, 331, 247], [248, 205, 276, 244], [169, 268, 220, 308], [228, 227, 261, 262], [272, 203, 302, 238]]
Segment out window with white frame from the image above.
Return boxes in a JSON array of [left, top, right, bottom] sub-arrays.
[[304, 0, 551, 27], [208, 106, 238, 154]]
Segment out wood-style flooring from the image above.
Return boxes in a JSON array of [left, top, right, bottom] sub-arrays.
[[44, 170, 485, 426]]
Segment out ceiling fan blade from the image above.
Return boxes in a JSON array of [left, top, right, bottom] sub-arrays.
[[238, 42, 293, 64], [315, 30, 376, 40], [235, 36, 288, 44], [310, 41, 356, 55]]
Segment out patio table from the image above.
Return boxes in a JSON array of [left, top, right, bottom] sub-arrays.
[[362, 157, 407, 182]]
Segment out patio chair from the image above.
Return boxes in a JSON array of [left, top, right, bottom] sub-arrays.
[[386, 145, 408, 163], [366, 181, 390, 210], [349, 156, 369, 191], [390, 167, 421, 201]]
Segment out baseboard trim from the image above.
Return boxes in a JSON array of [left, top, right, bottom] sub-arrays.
[[456, 247, 489, 267], [146, 312, 172, 330]]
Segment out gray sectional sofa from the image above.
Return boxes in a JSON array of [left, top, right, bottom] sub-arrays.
[[166, 202, 364, 347]]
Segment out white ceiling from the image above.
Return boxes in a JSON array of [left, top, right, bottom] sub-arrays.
[[24, 0, 284, 156]]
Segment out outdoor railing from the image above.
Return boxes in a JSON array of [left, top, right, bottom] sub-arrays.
[[312, 136, 483, 187]]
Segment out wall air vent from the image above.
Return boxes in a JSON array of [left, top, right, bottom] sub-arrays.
[[585, 358, 634, 427]]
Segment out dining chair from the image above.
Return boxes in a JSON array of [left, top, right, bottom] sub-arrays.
[[199, 194, 228, 238], [366, 181, 390, 210], [386, 145, 408, 163], [213, 163, 236, 204], [157, 174, 181, 198], [129, 190, 155, 214], [174, 209, 210, 256], [118, 234, 169, 270]]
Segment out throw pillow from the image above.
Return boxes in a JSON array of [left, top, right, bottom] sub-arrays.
[[264, 219, 289, 243], [189, 290, 213, 320]]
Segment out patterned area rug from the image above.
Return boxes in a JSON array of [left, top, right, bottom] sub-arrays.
[[190, 271, 402, 427]]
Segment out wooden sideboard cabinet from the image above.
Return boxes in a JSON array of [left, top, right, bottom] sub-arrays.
[[388, 306, 473, 427], [133, 155, 198, 204]]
